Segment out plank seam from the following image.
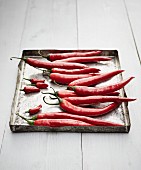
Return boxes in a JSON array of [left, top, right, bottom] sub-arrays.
[[123, 0, 141, 64], [0, 123, 6, 155], [0, 0, 29, 155], [18, 0, 30, 54], [76, 0, 83, 169], [81, 133, 84, 170], [76, 0, 79, 49]]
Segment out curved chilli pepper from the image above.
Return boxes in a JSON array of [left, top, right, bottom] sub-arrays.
[[49, 73, 93, 85], [69, 70, 124, 86], [25, 105, 42, 115], [23, 78, 45, 84], [42, 90, 120, 98], [43, 97, 121, 117], [54, 56, 112, 63], [41, 51, 102, 61], [49, 67, 100, 74], [34, 119, 93, 127], [31, 112, 123, 126], [16, 114, 92, 126], [68, 77, 134, 96], [63, 96, 136, 105], [20, 86, 40, 94], [10, 57, 88, 69]]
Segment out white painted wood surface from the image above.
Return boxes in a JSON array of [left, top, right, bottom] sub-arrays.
[[0, 0, 82, 170], [0, 0, 141, 169], [77, 0, 141, 169], [0, 0, 29, 147], [125, 0, 141, 61]]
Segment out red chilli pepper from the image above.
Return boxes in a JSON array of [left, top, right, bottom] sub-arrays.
[[69, 70, 124, 86], [105, 91, 120, 96], [31, 112, 123, 126], [20, 86, 40, 94], [42, 89, 120, 98], [48, 67, 100, 74], [57, 90, 78, 97], [40, 51, 102, 61], [10, 57, 88, 69], [49, 73, 94, 85], [54, 56, 112, 63], [35, 82, 48, 89], [23, 78, 45, 84], [43, 96, 121, 117], [34, 119, 93, 127], [16, 113, 92, 127], [25, 105, 42, 115], [63, 96, 136, 105], [42, 89, 78, 98], [68, 77, 134, 96]]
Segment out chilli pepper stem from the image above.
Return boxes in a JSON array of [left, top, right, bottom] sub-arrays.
[[41, 92, 56, 96], [10, 57, 26, 61], [43, 95, 61, 105], [50, 86, 57, 93], [49, 96, 58, 100], [23, 78, 30, 81], [30, 115, 38, 120], [25, 110, 29, 113], [16, 113, 34, 125]]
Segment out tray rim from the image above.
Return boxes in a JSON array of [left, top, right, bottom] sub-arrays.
[[10, 49, 131, 133]]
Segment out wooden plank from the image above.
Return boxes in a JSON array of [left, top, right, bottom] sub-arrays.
[[0, 0, 28, 148], [21, 0, 78, 49], [77, 0, 141, 169], [0, 0, 82, 170], [124, 0, 141, 61]]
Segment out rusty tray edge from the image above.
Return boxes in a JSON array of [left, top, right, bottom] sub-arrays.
[[9, 49, 131, 133]]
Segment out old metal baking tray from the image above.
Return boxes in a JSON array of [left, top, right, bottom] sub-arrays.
[[9, 49, 131, 133]]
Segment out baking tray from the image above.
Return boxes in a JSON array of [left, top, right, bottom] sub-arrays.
[[9, 49, 130, 133]]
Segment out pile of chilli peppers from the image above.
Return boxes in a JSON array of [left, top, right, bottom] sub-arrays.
[[11, 50, 136, 128]]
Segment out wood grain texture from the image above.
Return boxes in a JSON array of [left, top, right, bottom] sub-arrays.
[[124, 0, 141, 61], [0, 0, 82, 170], [77, 0, 141, 169], [21, 0, 78, 49], [0, 0, 141, 169], [0, 0, 29, 148]]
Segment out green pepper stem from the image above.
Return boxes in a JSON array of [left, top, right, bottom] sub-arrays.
[[29, 115, 37, 120], [49, 96, 58, 100], [25, 110, 30, 113], [43, 96, 60, 105], [67, 86, 76, 91], [23, 78, 30, 81], [50, 86, 56, 93], [41, 92, 56, 96], [47, 69, 52, 73], [16, 113, 34, 125], [10, 57, 26, 61], [26, 84, 36, 86]]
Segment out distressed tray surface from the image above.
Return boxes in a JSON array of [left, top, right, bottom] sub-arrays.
[[10, 49, 130, 133]]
